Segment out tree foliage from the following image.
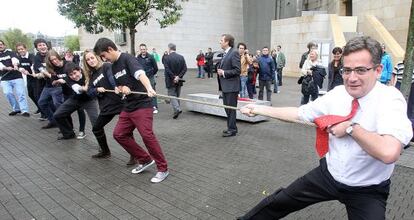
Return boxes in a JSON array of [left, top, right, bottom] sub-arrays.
[[0, 28, 33, 51], [58, 0, 187, 56], [64, 35, 80, 51]]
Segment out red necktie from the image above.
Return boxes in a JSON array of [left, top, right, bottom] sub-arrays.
[[313, 99, 359, 157]]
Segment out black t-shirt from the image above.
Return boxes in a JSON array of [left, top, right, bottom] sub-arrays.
[[112, 53, 151, 112], [65, 71, 92, 101], [51, 61, 72, 97], [89, 63, 122, 115], [18, 53, 35, 82], [0, 50, 22, 81], [34, 52, 55, 87]]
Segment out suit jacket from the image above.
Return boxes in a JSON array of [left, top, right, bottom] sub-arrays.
[[219, 48, 241, 93], [163, 51, 187, 88]]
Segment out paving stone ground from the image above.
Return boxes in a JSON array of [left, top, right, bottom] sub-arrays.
[[0, 70, 413, 220]]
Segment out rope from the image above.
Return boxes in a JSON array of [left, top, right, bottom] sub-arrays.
[[104, 89, 316, 127]]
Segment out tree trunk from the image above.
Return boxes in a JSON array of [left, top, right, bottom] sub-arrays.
[[401, 0, 414, 101], [129, 28, 137, 56]]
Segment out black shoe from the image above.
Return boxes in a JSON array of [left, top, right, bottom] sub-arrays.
[[173, 110, 182, 119], [9, 111, 21, 116], [92, 152, 111, 158], [127, 155, 137, 166], [57, 134, 76, 140], [41, 123, 56, 129], [222, 130, 228, 134], [222, 131, 237, 137], [21, 112, 30, 117], [219, 95, 223, 99], [33, 110, 41, 115]]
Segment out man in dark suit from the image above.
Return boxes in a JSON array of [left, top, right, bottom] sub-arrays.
[[163, 43, 187, 119], [217, 34, 241, 137]]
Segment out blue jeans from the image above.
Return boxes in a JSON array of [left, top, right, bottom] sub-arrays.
[[273, 71, 279, 92], [38, 87, 64, 123], [240, 76, 248, 98], [1, 78, 29, 113], [197, 66, 205, 78], [148, 75, 158, 108]]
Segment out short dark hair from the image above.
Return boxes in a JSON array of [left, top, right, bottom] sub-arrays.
[[262, 46, 269, 49], [343, 36, 382, 65], [34, 38, 48, 49], [0, 40, 5, 45], [222, 34, 235, 48], [237, 42, 247, 49], [277, 45, 281, 49], [64, 62, 81, 74], [94, 38, 117, 55], [168, 43, 176, 51], [139, 43, 147, 47], [332, 47, 343, 54], [16, 42, 27, 49], [307, 42, 317, 50]]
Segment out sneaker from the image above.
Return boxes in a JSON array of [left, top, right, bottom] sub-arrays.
[[9, 111, 21, 116], [131, 160, 155, 174], [77, 131, 86, 139], [150, 171, 169, 183], [33, 110, 41, 115], [21, 112, 30, 117], [153, 107, 158, 114]]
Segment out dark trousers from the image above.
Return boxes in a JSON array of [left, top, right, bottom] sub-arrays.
[[92, 114, 117, 153], [38, 87, 63, 123], [54, 98, 98, 138], [277, 68, 283, 86], [223, 92, 238, 133], [247, 83, 256, 99], [113, 108, 168, 172], [301, 92, 319, 105], [258, 80, 272, 101], [238, 158, 390, 220], [27, 80, 40, 111]]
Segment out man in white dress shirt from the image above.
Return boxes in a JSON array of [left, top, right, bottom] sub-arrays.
[[238, 36, 413, 219]]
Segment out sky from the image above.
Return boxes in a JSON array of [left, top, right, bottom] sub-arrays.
[[0, 0, 78, 37]]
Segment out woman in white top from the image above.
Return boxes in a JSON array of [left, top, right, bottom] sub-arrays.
[[300, 49, 320, 104]]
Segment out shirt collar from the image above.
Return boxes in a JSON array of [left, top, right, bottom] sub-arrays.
[[21, 52, 29, 59], [224, 47, 231, 54]]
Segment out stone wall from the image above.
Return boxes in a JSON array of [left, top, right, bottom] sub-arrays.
[[353, 0, 411, 50], [78, 0, 244, 69]]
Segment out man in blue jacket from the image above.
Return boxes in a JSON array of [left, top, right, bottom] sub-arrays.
[[379, 44, 392, 85], [258, 47, 275, 101]]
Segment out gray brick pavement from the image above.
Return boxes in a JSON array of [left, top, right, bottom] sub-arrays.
[[0, 71, 413, 219]]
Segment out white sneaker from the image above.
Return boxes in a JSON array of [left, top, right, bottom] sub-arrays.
[[151, 171, 169, 183], [77, 131, 86, 139], [153, 107, 158, 114], [131, 160, 155, 174]]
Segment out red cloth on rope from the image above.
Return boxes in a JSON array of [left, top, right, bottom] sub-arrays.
[[313, 99, 359, 157]]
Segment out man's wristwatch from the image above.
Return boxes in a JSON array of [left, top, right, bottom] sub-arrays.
[[345, 122, 359, 136]]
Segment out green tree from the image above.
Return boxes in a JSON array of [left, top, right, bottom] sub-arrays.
[[64, 35, 80, 51], [0, 28, 33, 51], [58, 0, 187, 56]]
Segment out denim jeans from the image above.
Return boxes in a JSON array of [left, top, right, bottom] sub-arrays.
[[38, 87, 63, 123], [1, 78, 29, 113], [240, 76, 248, 98], [148, 75, 158, 108], [273, 71, 279, 93], [197, 66, 205, 78]]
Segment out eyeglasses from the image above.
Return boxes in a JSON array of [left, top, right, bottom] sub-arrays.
[[340, 66, 377, 75]]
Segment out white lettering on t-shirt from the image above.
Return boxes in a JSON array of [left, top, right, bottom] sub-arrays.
[[93, 73, 104, 86], [114, 69, 127, 79]]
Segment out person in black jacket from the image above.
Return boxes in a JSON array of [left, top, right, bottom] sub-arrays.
[[328, 47, 344, 91], [136, 43, 159, 114], [163, 43, 187, 119], [217, 34, 241, 137], [205, 48, 214, 78]]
